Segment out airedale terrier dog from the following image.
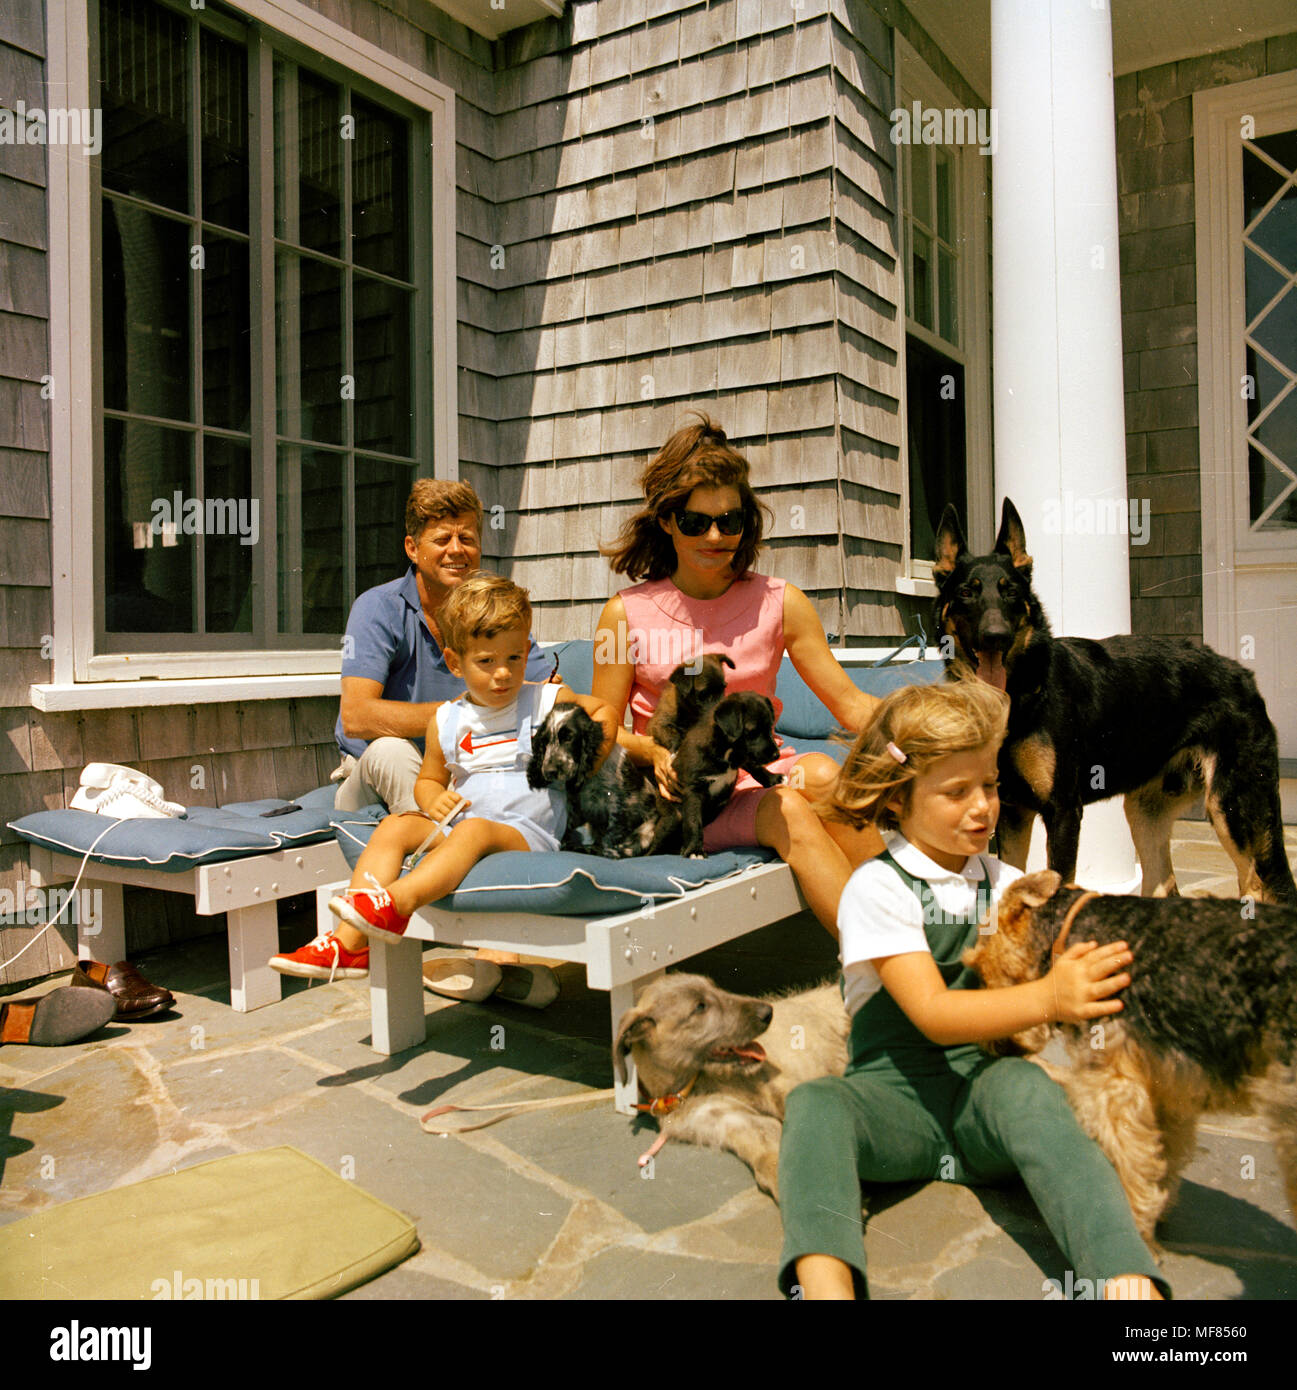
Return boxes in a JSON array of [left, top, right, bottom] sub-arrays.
[[964, 871, 1297, 1249]]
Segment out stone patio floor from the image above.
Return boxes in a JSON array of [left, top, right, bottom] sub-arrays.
[[2, 819, 1295, 1306]]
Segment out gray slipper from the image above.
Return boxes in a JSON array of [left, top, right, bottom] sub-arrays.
[[0, 987, 117, 1046], [493, 964, 560, 1010]]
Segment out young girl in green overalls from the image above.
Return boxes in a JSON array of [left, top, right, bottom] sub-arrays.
[[778, 678, 1169, 1300]]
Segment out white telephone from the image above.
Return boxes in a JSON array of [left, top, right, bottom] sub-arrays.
[[70, 763, 186, 819]]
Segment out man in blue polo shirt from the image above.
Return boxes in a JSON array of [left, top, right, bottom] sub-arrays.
[[331, 479, 551, 814], [271, 479, 556, 999]]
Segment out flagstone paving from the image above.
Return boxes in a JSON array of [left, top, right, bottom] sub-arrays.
[[2, 823, 1295, 1301]]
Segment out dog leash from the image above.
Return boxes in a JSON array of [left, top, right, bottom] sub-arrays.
[[1052, 888, 1101, 960], [408, 784, 470, 867], [421, 1087, 617, 1133], [1048, 888, 1103, 1025], [630, 1074, 702, 1167], [422, 1075, 700, 1174]]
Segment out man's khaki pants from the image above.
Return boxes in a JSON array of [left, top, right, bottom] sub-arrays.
[[332, 737, 423, 815]]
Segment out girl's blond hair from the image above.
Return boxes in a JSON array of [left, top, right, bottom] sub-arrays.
[[830, 678, 1010, 830]]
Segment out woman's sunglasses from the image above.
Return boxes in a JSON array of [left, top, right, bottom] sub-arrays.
[[671, 507, 746, 537]]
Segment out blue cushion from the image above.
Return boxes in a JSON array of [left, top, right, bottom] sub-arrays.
[[544, 639, 942, 737], [9, 786, 339, 873], [546, 639, 594, 696], [778, 734, 850, 765], [331, 810, 775, 914], [774, 657, 945, 738]]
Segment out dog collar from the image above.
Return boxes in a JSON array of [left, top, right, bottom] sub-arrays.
[[635, 1074, 698, 1117], [1052, 888, 1101, 958]]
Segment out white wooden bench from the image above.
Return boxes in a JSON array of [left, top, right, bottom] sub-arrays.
[[335, 857, 808, 1114], [28, 839, 349, 1012]]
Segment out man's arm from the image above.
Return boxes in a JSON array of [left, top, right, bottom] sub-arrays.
[[339, 676, 441, 743]]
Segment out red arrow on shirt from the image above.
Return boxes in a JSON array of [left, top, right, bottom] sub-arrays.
[[459, 729, 517, 755]]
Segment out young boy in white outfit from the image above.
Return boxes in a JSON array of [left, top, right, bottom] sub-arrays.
[[329, 575, 618, 1001]]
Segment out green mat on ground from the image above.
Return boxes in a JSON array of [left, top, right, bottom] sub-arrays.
[[0, 1146, 419, 1300]]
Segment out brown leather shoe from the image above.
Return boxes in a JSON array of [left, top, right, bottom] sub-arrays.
[[71, 959, 175, 1019], [0, 986, 116, 1045]]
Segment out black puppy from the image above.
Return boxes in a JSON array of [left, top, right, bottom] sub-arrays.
[[527, 704, 681, 858], [671, 690, 782, 858], [646, 652, 734, 753]]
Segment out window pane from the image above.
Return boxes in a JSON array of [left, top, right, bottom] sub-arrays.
[[100, 0, 189, 213], [905, 336, 966, 560], [276, 64, 343, 257], [201, 235, 250, 431], [279, 446, 346, 634], [104, 417, 195, 633], [911, 225, 934, 331], [354, 276, 412, 456], [102, 201, 192, 422], [1245, 246, 1287, 323], [356, 457, 414, 594], [201, 27, 249, 232], [352, 95, 410, 278], [1247, 179, 1297, 273], [1250, 280, 1297, 365], [202, 436, 256, 631], [1247, 445, 1297, 530], [277, 252, 344, 445], [938, 245, 959, 345], [935, 148, 955, 244], [1244, 346, 1297, 533], [1254, 129, 1297, 173], [1240, 141, 1290, 225], [910, 141, 932, 229]]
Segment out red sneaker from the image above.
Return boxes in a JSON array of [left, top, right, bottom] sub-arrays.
[[269, 933, 369, 982], [328, 883, 411, 942]]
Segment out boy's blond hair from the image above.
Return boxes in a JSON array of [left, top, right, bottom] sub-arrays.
[[440, 574, 531, 654], [830, 678, 1010, 831]]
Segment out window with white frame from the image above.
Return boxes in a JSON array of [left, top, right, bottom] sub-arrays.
[[894, 35, 992, 590], [53, 0, 453, 684], [96, 0, 424, 651]]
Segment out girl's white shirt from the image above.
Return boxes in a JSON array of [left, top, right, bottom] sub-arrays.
[[839, 831, 1024, 1017]]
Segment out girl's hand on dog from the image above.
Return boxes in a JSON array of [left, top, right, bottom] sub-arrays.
[[1046, 940, 1132, 1025]]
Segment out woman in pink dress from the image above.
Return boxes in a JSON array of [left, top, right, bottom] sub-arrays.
[[592, 414, 884, 935]]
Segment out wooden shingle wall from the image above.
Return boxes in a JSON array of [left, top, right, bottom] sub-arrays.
[[0, 1, 65, 985], [470, 0, 918, 643], [1115, 32, 1297, 641]]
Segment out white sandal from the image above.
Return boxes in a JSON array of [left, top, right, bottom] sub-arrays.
[[421, 958, 503, 1002]]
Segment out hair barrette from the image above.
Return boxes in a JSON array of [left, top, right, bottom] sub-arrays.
[[886, 741, 907, 764]]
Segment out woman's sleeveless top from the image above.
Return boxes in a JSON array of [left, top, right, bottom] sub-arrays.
[[617, 573, 787, 737]]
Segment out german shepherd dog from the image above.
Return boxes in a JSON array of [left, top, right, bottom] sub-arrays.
[[933, 498, 1296, 905]]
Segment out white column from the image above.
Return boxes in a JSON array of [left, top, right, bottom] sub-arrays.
[[991, 0, 1140, 892]]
